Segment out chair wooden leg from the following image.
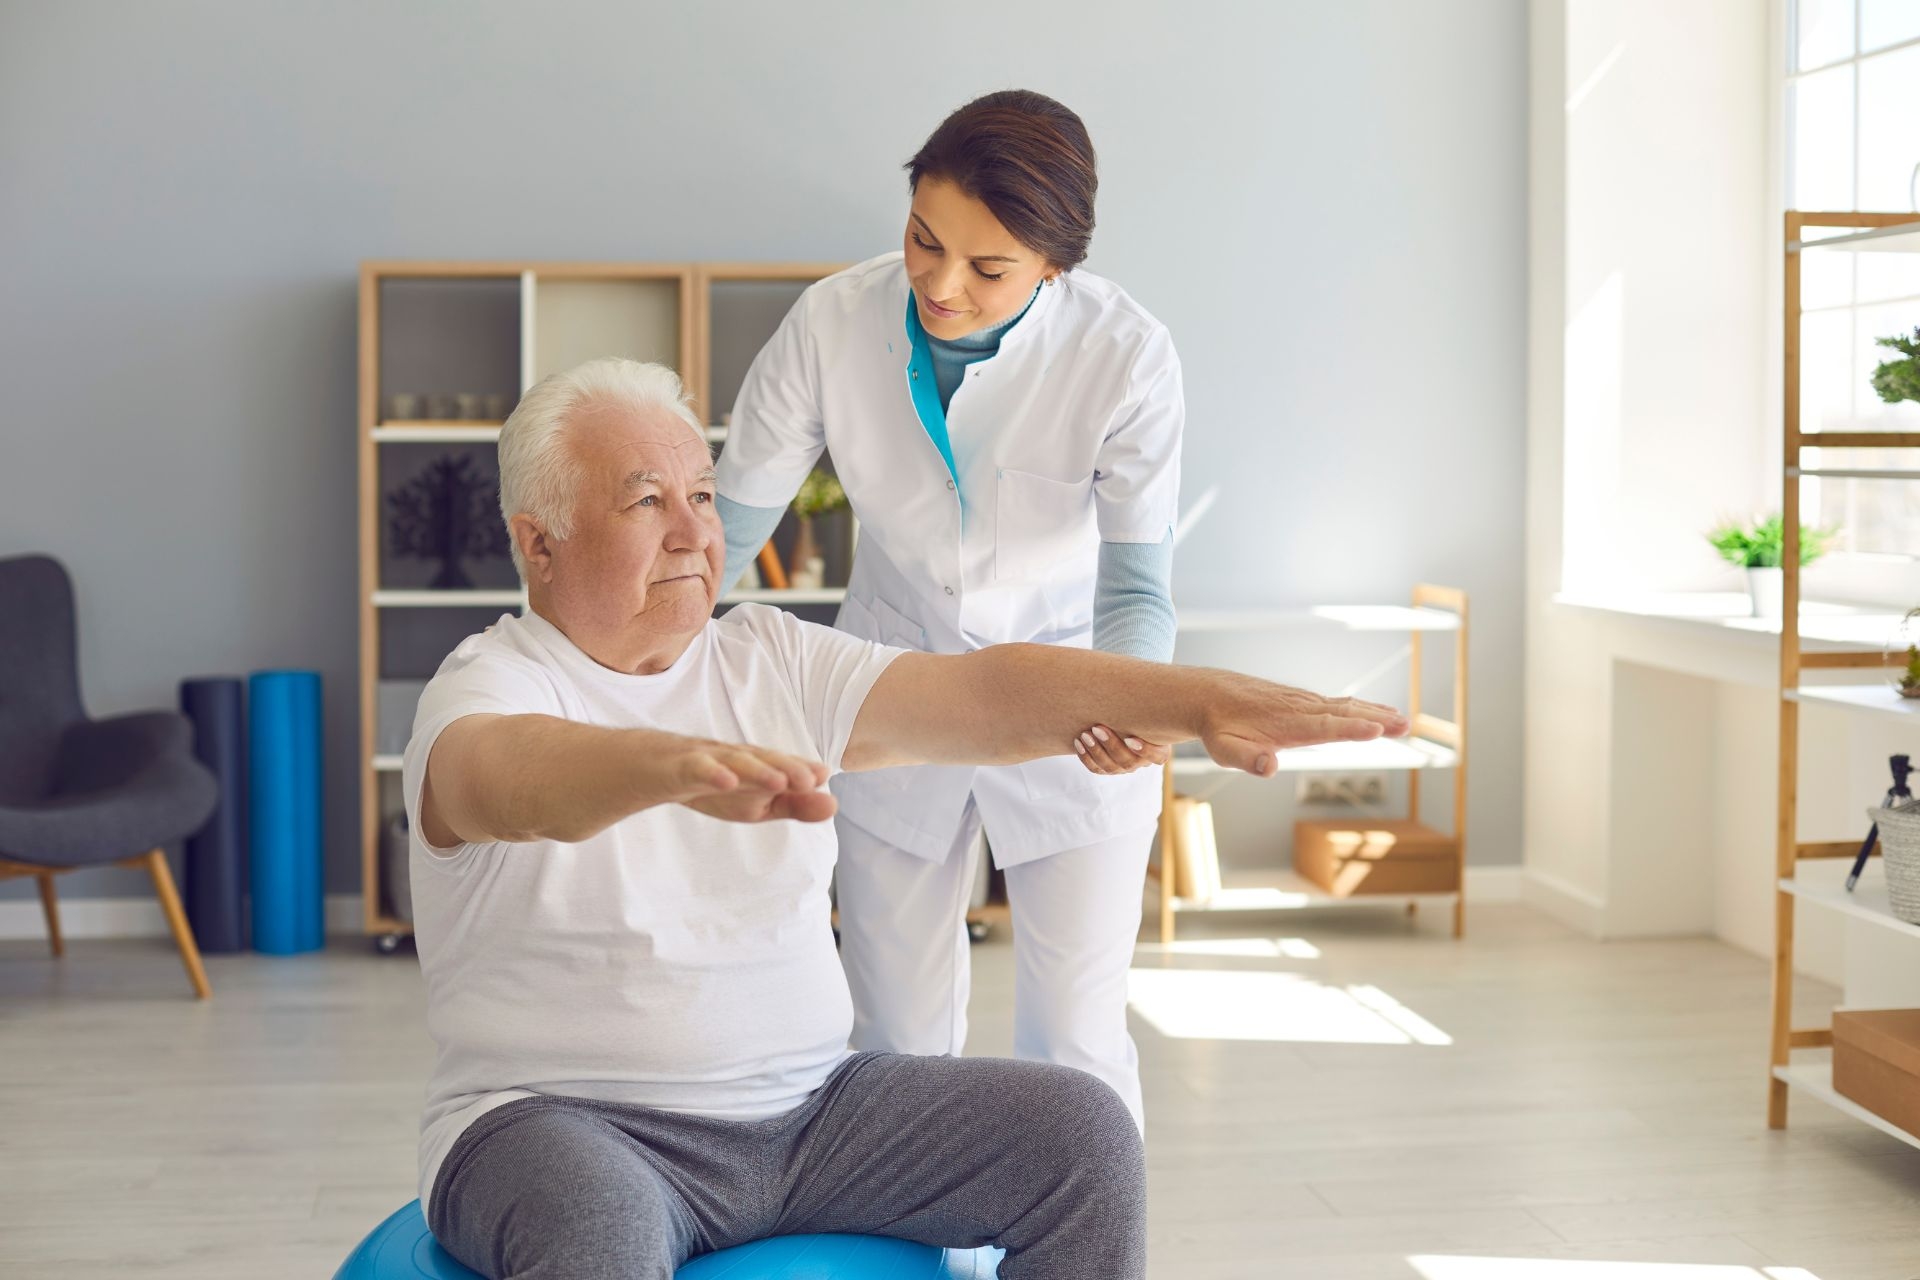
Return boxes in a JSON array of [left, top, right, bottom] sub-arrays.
[[138, 849, 210, 999], [36, 874, 63, 958]]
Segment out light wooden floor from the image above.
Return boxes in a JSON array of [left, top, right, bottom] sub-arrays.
[[3, 904, 1918, 1279]]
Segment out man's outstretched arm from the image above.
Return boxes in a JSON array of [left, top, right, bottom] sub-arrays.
[[420, 714, 837, 848], [841, 646, 1408, 778]]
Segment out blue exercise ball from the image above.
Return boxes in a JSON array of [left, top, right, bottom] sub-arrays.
[[335, 1202, 1002, 1280], [333, 1202, 480, 1280], [678, 1233, 1001, 1279]]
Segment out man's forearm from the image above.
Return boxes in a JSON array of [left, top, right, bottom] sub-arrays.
[[440, 715, 683, 844], [846, 641, 1405, 778], [913, 645, 1216, 768]]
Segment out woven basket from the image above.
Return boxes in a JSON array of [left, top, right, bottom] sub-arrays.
[[1871, 800, 1920, 924]]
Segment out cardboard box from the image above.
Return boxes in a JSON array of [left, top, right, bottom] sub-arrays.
[[1834, 1008, 1920, 1140], [1293, 819, 1459, 897], [1164, 795, 1221, 902]]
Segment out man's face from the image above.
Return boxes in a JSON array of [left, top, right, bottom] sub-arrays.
[[529, 399, 723, 655]]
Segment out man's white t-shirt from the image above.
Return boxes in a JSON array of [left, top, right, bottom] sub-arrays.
[[400, 604, 903, 1205]]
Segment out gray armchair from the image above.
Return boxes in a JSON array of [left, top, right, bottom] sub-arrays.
[[0, 554, 219, 997]]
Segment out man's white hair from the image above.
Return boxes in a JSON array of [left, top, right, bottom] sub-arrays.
[[496, 358, 707, 580]]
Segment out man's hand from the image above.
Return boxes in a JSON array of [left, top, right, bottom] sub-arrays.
[[1074, 725, 1173, 775], [660, 739, 837, 824], [1198, 676, 1408, 777]]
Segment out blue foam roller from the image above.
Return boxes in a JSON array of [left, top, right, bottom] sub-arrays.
[[334, 1202, 1004, 1280], [180, 676, 246, 954], [249, 669, 324, 954]]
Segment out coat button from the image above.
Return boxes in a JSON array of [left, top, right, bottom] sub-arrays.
[[946, 479, 955, 490], [945, 586, 955, 596]]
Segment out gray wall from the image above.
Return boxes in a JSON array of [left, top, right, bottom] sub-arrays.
[[0, 0, 1527, 907]]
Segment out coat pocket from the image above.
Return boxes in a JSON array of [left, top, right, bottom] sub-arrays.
[[838, 591, 927, 651], [994, 467, 1094, 582]]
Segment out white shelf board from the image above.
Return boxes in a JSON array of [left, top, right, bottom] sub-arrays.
[[1176, 605, 1458, 634], [724, 587, 845, 605], [1779, 869, 1920, 942], [372, 424, 502, 443], [1167, 869, 1456, 915], [373, 589, 526, 608], [1788, 466, 1920, 480], [372, 424, 724, 445], [371, 755, 404, 773], [1172, 737, 1456, 778], [1774, 1061, 1920, 1151], [1793, 221, 1920, 255], [1788, 683, 1918, 722]]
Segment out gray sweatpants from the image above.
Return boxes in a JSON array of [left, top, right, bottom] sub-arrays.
[[427, 1051, 1146, 1280]]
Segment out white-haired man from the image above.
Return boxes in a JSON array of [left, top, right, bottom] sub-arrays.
[[405, 357, 1406, 1280]]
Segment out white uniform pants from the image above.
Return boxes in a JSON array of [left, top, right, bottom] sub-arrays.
[[834, 801, 1156, 1132]]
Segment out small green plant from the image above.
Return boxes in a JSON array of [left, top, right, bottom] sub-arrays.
[[792, 469, 848, 518], [1706, 514, 1835, 569], [1900, 608, 1920, 699], [1871, 326, 1920, 405]]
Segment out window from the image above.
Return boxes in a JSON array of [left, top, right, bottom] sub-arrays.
[[1786, 0, 1920, 560]]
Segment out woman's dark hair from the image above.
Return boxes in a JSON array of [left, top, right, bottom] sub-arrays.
[[905, 89, 1098, 272]]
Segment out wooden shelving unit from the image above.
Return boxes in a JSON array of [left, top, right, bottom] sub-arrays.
[[1147, 584, 1469, 944], [1768, 210, 1920, 1134], [357, 260, 847, 948]]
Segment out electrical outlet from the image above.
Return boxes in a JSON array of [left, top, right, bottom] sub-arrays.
[[1297, 773, 1389, 806]]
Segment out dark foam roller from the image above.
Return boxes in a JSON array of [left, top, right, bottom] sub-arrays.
[[180, 676, 246, 954]]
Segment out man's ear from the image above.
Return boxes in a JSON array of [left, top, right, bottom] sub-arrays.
[[510, 513, 554, 583]]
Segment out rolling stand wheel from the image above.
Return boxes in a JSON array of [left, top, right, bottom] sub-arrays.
[[966, 920, 992, 944], [375, 932, 406, 955]]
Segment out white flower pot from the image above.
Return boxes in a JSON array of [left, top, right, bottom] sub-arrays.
[[1747, 566, 1784, 619]]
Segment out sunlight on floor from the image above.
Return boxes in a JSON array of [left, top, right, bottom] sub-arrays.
[[1408, 1259, 1820, 1280], [1126, 969, 1452, 1045], [1133, 937, 1323, 960]]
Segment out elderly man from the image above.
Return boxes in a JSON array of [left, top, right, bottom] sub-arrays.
[[404, 357, 1405, 1280]]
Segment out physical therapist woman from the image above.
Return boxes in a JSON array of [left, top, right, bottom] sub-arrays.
[[714, 90, 1179, 1129]]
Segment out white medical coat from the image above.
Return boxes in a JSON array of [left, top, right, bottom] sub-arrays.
[[715, 252, 1183, 866]]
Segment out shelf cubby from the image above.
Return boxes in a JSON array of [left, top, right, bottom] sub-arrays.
[[375, 276, 521, 422], [526, 268, 694, 394]]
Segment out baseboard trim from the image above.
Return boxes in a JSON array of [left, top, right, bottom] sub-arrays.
[[0, 894, 366, 942], [1523, 867, 1606, 937]]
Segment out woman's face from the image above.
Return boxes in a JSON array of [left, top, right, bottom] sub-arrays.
[[903, 175, 1055, 340]]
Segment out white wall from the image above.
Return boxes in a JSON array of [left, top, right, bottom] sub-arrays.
[[1524, 0, 1916, 988], [1524, 0, 1772, 927], [0, 1, 1528, 910]]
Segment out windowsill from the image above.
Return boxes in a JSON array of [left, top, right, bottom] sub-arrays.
[[1551, 589, 1903, 652]]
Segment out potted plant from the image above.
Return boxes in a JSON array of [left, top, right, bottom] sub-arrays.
[[1890, 608, 1920, 700], [1871, 326, 1920, 406], [1706, 514, 1835, 619], [788, 468, 847, 590]]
